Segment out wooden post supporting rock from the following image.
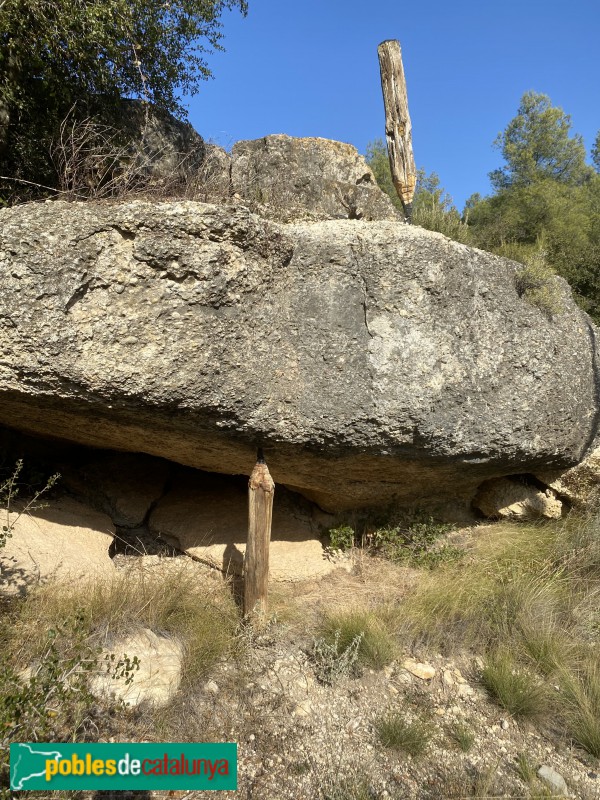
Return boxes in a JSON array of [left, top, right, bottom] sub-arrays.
[[377, 39, 417, 222], [244, 449, 275, 621]]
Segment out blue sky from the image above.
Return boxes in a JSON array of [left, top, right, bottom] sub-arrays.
[[186, 0, 600, 211]]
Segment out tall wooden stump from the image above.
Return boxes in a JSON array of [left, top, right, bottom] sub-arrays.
[[244, 450, 275, 621], [377, 39, 417, 222]]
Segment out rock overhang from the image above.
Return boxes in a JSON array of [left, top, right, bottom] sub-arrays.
[[0, 198, 598, 512]]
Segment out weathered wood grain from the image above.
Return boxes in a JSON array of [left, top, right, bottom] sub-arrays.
[[377, 39, 417, 221], [244, 455, 275, 620]]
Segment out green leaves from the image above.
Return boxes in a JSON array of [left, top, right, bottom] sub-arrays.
[[490, 91, 592, 190], [0, 0, 246, 198]]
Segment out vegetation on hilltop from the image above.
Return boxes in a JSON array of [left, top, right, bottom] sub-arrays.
[[367, 91, 600, 323]]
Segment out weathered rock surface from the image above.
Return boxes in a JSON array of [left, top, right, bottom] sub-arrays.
[[0, 199, 598, 511], [0, 497, 114, 594], [473, 477, 563, 520], [148, 472, 338, 581], [535, 445, 600, 509], [91, 628, 183, 708], [402, 659, 436, 681], [60, 451, 170, 528], [230, 135, 399, 222], [537, 765, 569, 796]]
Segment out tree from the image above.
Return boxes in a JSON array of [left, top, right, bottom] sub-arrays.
[[489, 91, 591, 191], [0, 0, 246, 193], [592, 131, 600, 172]]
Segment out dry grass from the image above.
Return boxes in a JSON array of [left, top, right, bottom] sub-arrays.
[[447, 720, 476, 752], [391, 513, 600, 756], [10, 562, 240, 684]]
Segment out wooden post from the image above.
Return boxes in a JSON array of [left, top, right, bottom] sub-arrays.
[[377, 40, 417, 222], [244, 448, 275, 620]]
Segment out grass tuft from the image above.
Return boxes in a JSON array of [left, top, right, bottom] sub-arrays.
[[375, 712, 433, 757], [318, 610, 396, 670], [447, 721, 475, 752], [11, 565, 239, 684], [559, 658, 600, 758], [481, 651, 549, 719]]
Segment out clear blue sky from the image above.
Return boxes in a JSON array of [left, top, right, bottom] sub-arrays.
[[186, 0, 600, 211]]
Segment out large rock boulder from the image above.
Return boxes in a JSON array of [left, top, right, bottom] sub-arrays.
[[230, 135, 399, 222], [0, 497, 115, 595], [535, 444, 600, 510], [473, 477, 563, 520], [0, 199, 597, 512], [120, 99, 206, 188]]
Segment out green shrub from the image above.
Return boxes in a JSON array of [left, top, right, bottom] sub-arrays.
[[0, 614, 137, 793], [327, 525, 355, 551], [513, 246, 563, 317], [369, 511, 460, 568], [312, 630, 363, 684]]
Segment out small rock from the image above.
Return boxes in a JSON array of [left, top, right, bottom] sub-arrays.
[[537, 765, 568, 796], [383, 665, 394, 679], [293, 701, 312, 718], [442, 670, 455, 687], [500, 719, 509, 730], [204, 680, 219, 695], [402, 659, 436, 680]]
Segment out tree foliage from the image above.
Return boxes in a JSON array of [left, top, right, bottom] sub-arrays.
[[592, 131, 600, 173], [467, 93, 600, 320], [489, 91, 592, 191], [0, 0, 246, 195], [367, 93, 600, 322]]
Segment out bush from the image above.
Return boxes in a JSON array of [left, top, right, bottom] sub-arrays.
[[0, 614, 137, 792], [514, 246, 563, 317], [368, 511, 460, 568], [327, 525, 355, 551], [311, 630, 363, 685]]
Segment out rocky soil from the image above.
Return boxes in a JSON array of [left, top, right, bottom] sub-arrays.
[[88, 547, 600, 800]]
